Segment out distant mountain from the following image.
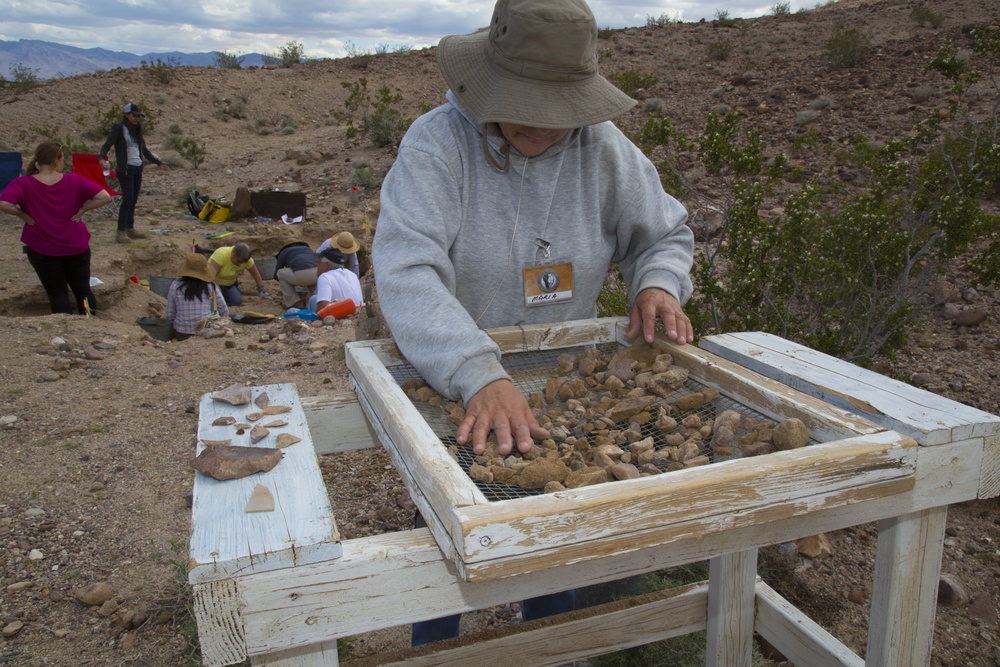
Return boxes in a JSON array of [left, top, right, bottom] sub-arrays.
[[0, 39, 270, 80]]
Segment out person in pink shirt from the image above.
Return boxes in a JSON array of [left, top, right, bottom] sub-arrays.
[[0, 142, 111, 314]]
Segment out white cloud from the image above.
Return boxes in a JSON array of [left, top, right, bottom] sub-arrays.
[[1, 0, 822, 58]]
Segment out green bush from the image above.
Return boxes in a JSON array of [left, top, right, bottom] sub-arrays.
[[770, 2, 792, 16], [645, 13, 680, 27], [339, 78, 411, 147], [348, 159, 384, 190], [713, 9, 738, 28], [141, 56, 180, 84], [214, 51, 245, 69], [164, 135, 206, 169], [8, 63, 39, 90], [606, 69, 658, 96], [277, 40, 304, 67], [823, 23, 870, 69], [344, 42, 373, 70], [708, 39, 734, 61], [910, 4, 944, 28]]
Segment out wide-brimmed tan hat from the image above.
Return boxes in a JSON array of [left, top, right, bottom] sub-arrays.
[[331, 231, 360, 254], [177, 253, 216, 282], [437, 0, 636, 129]]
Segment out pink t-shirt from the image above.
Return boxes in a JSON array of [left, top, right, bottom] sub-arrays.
[[0, 174, 103, 256]]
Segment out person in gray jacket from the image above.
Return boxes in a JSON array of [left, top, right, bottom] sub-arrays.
[[374, 0, 694, 458], [373, 0, 695, 648]]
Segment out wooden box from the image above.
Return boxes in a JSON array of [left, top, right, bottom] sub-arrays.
[[346, 318, 917, 583]]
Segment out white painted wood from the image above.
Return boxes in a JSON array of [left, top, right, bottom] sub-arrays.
[[249, 640, 339, 666], [486, 317, 622, 353], [700, 332, 1000, 446], [755, 582, 864, 667], [300, 393, 379, 454], [192, 579, 246, 667], [456, 431, 916, 580], [706, 550, 757, 667], [236, 440, 981, 654], [981, 433, 1000, 499], [189, 383, 341, 586], [865, 506, 948, 667], [345, 583, 709, 667]]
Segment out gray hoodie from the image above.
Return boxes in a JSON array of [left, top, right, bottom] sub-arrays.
[[373, 92, 693, 404]]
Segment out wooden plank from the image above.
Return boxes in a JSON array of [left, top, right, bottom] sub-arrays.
[[865, 506, 947, 667], [189, 383, 341, 586], [236, 440, 979, 654], [981, 433, 1000, 499], [455, 431, 916, 576], [755, 582, 864, 667], [192, 579, 246, 667], [700, 332, 1000, 446], [300, 393, 379, 454], [347, 583, 709, 667], [486, 317, 622, 354], [706, 550, 757, 667], [249, 641, 339, 667]]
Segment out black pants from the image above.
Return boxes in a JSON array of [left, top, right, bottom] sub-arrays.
[[24, 246, 96, 315], [117, 165, 143, 231]]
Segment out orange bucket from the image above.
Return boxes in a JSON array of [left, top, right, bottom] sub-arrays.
[[317, 299, 357, 320]]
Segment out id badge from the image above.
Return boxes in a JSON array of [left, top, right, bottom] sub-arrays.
[[523, 261, 574, 306]]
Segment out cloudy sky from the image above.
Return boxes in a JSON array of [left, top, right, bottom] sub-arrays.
[[2, 0, 820, 58]]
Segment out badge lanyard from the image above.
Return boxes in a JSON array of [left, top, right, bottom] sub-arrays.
[[523, 238, 574, 307]]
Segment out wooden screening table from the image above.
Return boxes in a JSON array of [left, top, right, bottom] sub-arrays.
[[189, 319, 1000, 667]]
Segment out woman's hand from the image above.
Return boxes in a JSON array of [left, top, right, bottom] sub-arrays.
[[626, 287, 693, 345], [457, 379, 549, 456]]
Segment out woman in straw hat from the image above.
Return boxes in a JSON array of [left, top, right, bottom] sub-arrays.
[[373, 0, 694, 647], [165, 253, 229, 340], [316, 230, 362, 276]]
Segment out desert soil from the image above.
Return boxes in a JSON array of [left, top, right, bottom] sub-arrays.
[[2, 0, 1000, 664]]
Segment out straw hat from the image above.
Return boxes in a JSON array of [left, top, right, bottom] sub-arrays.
[[331, 231, 360, 254], [177, 253, 216, 282], [437, 0, 636, 129]]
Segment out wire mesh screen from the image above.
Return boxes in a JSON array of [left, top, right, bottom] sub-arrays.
[[388, 343, 807, 502]]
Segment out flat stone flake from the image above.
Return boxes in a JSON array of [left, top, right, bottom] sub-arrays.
[[264, 419, 288, 428], [250, 424, 270, 443], [201, 439, 232, 447], [262, 405, 292, 415], [210, 384, 252, 406], [245, 484, 275, 513], [245, 411, 264, 422], [276, 433, 301, 449], [254, 391, 270, 409], [211, 416, 237, 426]]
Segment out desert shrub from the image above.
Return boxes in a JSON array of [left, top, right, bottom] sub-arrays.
[[344, 42, 373, 70], [645, 13, 680, 27], [713, 9, 738, 28], [612, 32, 1000, 363], [214, 100, 248, 122], [597, 26, 615, 40], [823, 22, 871, 69], [264, 40, 304, 68], [348, 159, 384, 189], [607, 69, 658, 96], [141, 56, 180, 84], [164, 135, 206, 169], [770, 2, 792, 16], [794, 109, 821, 126], [214, 51, 245, 70], [8, 63, 39, 90], [339, 78, 411, 147], [910, 4, 944, 28], [26, 126, 88, 159], [708, 39, 734, 61]]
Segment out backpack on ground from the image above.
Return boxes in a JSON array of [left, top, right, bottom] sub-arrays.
[[187, 190, 210, 217]]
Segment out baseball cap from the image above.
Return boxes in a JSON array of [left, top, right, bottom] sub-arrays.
[[123, 103, 144, 116]]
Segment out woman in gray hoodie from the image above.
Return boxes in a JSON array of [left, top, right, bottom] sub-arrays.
[[373, 0, 696, 648]]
